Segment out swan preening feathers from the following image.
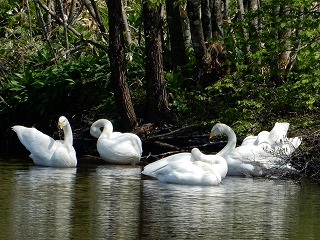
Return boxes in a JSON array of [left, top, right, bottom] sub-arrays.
[[12, 116, 77, 168], [141, 148, 228, 186], [12, 116, 301, 183], [142, 122, 301, 185], [90, 119, 142, 165], [210, 122, 302, 177]]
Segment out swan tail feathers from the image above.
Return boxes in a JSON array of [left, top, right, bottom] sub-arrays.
[[12, 125, 58, 160]]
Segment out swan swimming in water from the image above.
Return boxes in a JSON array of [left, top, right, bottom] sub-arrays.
[[90, 119, 142, 165], [12, 116, 77, 167], [210, 123, 302, 177], [141, 144, 228, 186]]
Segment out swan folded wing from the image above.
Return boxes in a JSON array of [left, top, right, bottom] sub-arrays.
[[154, 161, 222, 185], [268, 122, 289, 145], [105, 135, 141, 157], [227, 143, 299, 176], [241, 135, 257, 146], [13, 126, 60, 161], [141, 153, 194, 177], [225, 145, 275, 176], [123, 133, 143, 155], [97, 134, 142, 164]]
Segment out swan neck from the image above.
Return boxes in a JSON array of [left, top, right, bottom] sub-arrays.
[[95, 119, 113, 139], [218, 126, 237, 156], [63, 123, 73, 146]]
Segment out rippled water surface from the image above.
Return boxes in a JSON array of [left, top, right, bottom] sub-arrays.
[[1, 156, 320, 240]]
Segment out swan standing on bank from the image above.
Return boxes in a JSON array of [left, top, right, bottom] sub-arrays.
[[90, 119, 142, 165], [141, 145, 228, 186], [210, 123, 302, 177], [12, 116, 77, 167]]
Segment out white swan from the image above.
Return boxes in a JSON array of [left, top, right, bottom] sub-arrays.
[[90, 119, 142, 165], [141, 147, 228, 186], [210, 123, 302, 177], [12, 116, 77, 167]]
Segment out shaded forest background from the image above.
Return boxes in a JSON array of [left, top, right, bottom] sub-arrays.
[[0, 0, 320, 175]]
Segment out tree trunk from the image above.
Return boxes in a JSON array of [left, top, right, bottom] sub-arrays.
[[249, 0, 260, 71], [107, 0, 137, 130], [142, 2, 171, 124], [211, 0, 224, 37], [187, 0, 206, 63], [187, 0, 211, 85], [201, 0, 212, 41], [165, 0, 188, 68], [278, 4, 292, 72], [121, 1, 132, 45], [180, 4, 192, 47], [237, 0, 249, 53]]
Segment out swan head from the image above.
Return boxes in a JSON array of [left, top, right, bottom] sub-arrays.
[[58, 116, 69, 129], [209, 123, 229, 139], [90, 119, 113, 138]]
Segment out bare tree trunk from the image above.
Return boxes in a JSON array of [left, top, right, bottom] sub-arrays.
[[180, 4, 192, 47], [46, 0, 53, 34], [278, 4, 292, 72], [237, 0, 249, 53], [165, 0, 188, 68], [223, 0, 230, 22], [289, 7, 304, 71], [211, 0, 224, 37], [187, 0, 206, 62], [249, 0, 260, 71], [68, 0, 77, 24], [201, 0, 212, 41], [107, 0, 138, 130], [142, 2, 171, 124], [26, 0, 33, 44], [121, 1, 132, 45], [187, 0, 211, 85]]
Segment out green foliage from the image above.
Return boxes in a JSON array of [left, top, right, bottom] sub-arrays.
[[0, 0, 319, 137], [0, 54, 112, 126]]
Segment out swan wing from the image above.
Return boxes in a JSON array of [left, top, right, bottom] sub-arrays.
[[12, 126, 60, 162], [142, 153, 193, 177], [97, 133, 142, 164], [268, 122, 289, 145], [241, 135, 257, 146], [155, 161, 221, 185]]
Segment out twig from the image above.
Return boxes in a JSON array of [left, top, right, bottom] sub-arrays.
[[34, 0, 82, 37]]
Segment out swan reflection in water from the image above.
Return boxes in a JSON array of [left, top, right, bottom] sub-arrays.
[[11, 166, 76, 240], [140, 177, 300, 239], [70, 165, 142, 240], [3, 161, 320, 239]]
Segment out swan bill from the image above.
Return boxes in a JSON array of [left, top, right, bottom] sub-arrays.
[[209, 132, 214, 139]]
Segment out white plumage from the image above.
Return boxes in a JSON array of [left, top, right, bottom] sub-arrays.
[[12, 116, 77, 167], [141, 147, 228, 186], [211, 122, 302, 177], [90, 119, 142, 165]]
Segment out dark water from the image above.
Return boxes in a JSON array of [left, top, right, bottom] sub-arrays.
[[1, 156, 320, 240]]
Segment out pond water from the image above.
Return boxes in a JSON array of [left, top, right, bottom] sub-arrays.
[[1, 155, 320, 240]]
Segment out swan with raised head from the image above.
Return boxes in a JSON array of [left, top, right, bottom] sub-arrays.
[[210, 123, 302, 177], [90, 119, 142, 165], [141, 146, 228, 186], [12, 116, 77, 167]]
